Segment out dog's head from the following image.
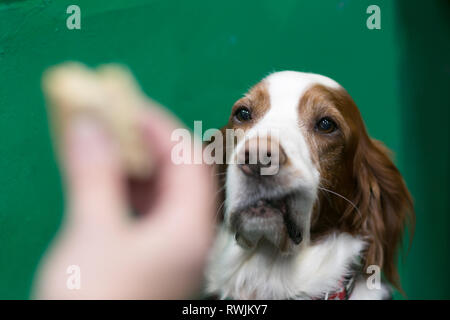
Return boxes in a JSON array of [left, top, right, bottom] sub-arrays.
[[216, 71, 414, 288]]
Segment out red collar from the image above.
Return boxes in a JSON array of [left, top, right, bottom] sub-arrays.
[[314, 275, 356, 300]]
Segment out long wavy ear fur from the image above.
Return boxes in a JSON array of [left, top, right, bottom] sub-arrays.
[[352, 136, 415, 291]]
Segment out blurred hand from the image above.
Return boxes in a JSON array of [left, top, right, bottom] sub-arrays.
[[33, 106, 215, 299]]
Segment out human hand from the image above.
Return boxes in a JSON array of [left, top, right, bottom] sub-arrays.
[[33, 106, 215, 299]]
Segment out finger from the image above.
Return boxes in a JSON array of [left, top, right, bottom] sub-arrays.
[[136, 107, 215, 232], [62, 117, 127, 226], [126, 104, 184, 214]]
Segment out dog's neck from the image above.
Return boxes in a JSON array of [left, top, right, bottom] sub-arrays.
[[206, 229, 370, 299]]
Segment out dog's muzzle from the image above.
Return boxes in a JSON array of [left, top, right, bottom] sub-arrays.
[[230, 193, 303, 252]]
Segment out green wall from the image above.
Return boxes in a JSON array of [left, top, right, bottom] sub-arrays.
[[0, 0, 448, 299]]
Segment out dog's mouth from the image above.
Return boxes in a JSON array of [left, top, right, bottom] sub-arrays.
[[229, 193, 303, 252]]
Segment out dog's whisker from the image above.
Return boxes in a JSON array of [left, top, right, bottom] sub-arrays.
[[317, 186, 362, 219], [213, 171, 227, 176], [214, 184, 226, 198], [215, 200, 226, 220]]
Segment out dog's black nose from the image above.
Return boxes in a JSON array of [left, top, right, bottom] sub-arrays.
[[237, 137, 286, 176]]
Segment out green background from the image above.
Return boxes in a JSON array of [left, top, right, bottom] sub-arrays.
[[0, 0, 449, 299]]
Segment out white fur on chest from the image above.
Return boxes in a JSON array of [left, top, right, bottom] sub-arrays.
[[206, 230, 389, 299]]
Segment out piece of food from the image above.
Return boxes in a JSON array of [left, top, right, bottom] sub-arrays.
[[42, 62, 153, 178]]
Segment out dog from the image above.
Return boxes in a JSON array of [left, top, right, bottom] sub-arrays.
[[205, 71, 414, 300]]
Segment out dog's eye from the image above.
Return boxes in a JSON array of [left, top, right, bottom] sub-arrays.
[[234, 107, 252, 122], [315, 117, 337, 133]]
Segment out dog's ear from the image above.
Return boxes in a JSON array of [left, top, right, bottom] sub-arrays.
[[351, 136, 415, 291]]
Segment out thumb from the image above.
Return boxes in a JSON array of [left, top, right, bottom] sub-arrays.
[[62, 117, 127, 227]]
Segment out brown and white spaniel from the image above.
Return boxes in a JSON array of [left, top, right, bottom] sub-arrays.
[[205, 71, 414, 300]]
